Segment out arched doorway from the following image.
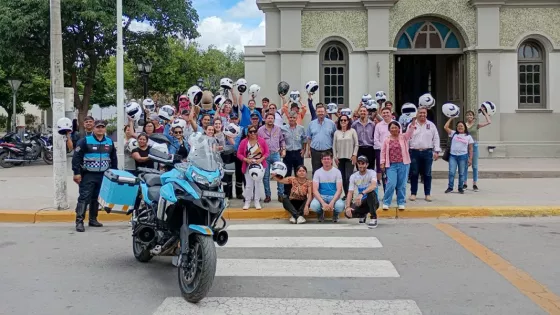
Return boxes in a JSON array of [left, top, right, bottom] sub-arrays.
[[394, 19, 466, 138]]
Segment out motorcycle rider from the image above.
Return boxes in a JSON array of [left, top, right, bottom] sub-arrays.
[[71, 120, 118, 232]]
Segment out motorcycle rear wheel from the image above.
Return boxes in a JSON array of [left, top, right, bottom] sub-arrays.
[[178, 234, 217, 303], [132, 237, 153, 262], [0, 152, 14, 168]]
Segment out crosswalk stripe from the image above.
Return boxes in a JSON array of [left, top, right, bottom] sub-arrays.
[[153, 297, 422, 315], [216, 259, 400, 277], [227, 224, 365, 231], [224, 237, 382, 248]]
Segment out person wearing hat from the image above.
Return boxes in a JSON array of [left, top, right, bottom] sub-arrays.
[[344, 156, 380, 228], [281, 99, 307, 125], [149, 113, 165, 133], [71, 119, 118, 232], [178, 94, 190, 113]]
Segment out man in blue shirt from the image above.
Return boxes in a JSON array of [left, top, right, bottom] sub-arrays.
[[306, 104, 336, 174], [239, 99, 262, 128]]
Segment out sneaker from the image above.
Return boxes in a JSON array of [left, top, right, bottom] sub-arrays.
[[296, 216, 306, 224], [359, 216, 367, 224], [458, 188, 465, 194], [445, 188, 453, 194], [289, 217, 296, 224], [368, 219, 378, 229], [409, 195, 416, 201], [317, 212, 325, 222], [473, 185, 479, 192], [254, 200, 262, 210], [463, 184, 468, 189], [382, 204, 389, 210], [332, 213, 339, 223], [243, 201, 250, 210], [398, 205, 405, 211]]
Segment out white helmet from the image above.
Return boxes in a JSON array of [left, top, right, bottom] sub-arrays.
[[214, 94, 226, 108], [289, 90, 300, 103], [56, 117, 72, 135], [401, 103, 418, 118], [223, 123, 241, 138], [375, 91, 387, 102], [362, 94, 372, 103], [187, 85, 203, 106], [171, 118, 187, 130], [143, 98, 155, 112], [236, 78, 248, 93], [419, 93, 436, 109], [340, 108, 352, 116], [220, 78, 233, 90], [305, 81, 319, 94], [365, 99, 378, 111], [126, 139, 138, 152], [479, 101, 497, 116], [442, 103, 461, 118], [125, 101, 142, 120], [327, 103, 338, 114], [248, 84, 260, 98], [158, 105, 175, 121], [248, 163, 265, 180], [271, 161, 288, 179]]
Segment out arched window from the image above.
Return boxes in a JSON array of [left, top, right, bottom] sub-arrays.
[[320, 42, 348, 106], [396, 21, 462, 51], [518, 40, 545, 109]]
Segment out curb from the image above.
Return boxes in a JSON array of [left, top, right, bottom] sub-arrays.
[[1, 206, 560, 223]]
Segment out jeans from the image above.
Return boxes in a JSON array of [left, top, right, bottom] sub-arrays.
[[310, 195, 345, 215], [409, 149, 433, 196], [382, 162, 410, 206], [464, 142, 479, 183], [448, 154, 468, 189], [337, 158, 354, 197], [264, 151, 284, 197], [283, 150, 304, 197]]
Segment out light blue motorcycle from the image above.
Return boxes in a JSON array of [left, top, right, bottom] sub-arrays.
[[130, 134, 230, 303]]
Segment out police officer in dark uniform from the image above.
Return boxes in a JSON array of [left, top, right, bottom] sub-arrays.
[[71, 119, 118, 232]]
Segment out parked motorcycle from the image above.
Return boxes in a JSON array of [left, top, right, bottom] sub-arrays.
[[0, 133, 53, 168], [109, 134, 231, 303]]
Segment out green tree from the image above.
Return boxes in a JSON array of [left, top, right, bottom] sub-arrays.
[[0, 0, 199, 132]]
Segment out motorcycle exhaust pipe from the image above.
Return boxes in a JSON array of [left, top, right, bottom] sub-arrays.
[[3, 159, 27, 162], [214, 230, 228, 247], [135, 225, 156, 244]]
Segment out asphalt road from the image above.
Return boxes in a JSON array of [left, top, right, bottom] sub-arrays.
[[0, 217, 559, 315]]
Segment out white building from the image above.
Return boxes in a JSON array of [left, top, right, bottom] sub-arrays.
[[244, 0, 560, 158]]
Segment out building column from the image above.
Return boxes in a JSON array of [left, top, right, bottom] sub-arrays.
[[278, 4, 305, 107], [472, 2, 503, 155], [262, 6, 281, 105], [364, 1, 397, 100]]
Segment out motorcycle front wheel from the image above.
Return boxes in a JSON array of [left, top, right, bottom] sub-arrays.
[[132, 236, 153, 263], [43, 149, 53, 165], [0, 152, 14, 168], [178, 234, 217, 303]]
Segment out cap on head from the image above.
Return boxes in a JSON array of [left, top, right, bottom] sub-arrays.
[[250, 113, 259, 119], [357, 155, 369, 163], [288, 111, 298, 118], [94, 119, 107, 127], [84, 116, 95, 122], [149, 113, 159, 121]]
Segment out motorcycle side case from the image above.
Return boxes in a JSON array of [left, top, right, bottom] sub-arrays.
[[98, 169, 140, 212]]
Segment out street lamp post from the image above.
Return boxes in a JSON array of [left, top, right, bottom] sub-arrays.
[[136, 58, 153, 99], [7, 79, 22, 132], [197, 78, 204, 89]]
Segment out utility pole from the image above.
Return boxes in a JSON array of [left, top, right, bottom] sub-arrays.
[[116, 0, 125, 169], [50, 0, 69, 210]]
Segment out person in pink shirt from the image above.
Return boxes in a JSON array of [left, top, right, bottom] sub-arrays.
[[380, 120, 416, 211], [178, 94, 190, 113], [237, 125, 270, 210], [374, 107, 397, 187]]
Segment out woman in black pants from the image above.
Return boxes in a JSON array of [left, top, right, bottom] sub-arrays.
[[271, 165, 312, 224]]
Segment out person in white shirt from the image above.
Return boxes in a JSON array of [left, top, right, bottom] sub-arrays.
[[444, 117, 473, 194], [344, 156, 379, 228], [310, 151, 345, 223], [408, 107, 441, 202], [265, 103, 285, 127]]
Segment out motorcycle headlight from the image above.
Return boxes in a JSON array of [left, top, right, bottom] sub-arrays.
[[191, 171, 209, 186]]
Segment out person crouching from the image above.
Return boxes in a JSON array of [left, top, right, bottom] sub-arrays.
[[344, 156, 380, 228]]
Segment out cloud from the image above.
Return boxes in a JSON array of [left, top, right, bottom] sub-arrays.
[[128, 20, 155, 33], [196, 16, 265, 52], [226, 0, 263, 19]]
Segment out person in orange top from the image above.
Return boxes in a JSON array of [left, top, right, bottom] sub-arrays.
[[281, 96, 307, 125]]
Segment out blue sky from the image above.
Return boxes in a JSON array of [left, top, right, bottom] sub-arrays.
[[192, 0, 265, 51]]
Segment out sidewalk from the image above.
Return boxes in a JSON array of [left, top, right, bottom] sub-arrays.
[[1, 158, 560, 222]]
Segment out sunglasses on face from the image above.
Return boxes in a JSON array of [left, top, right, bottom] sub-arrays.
[[248, 130, 257, 134], [174, 131, 183, 135], [340, 119, 348, 122]]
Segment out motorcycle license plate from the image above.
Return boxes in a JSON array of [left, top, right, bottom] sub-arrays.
[[202, 190, 226, 198]]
